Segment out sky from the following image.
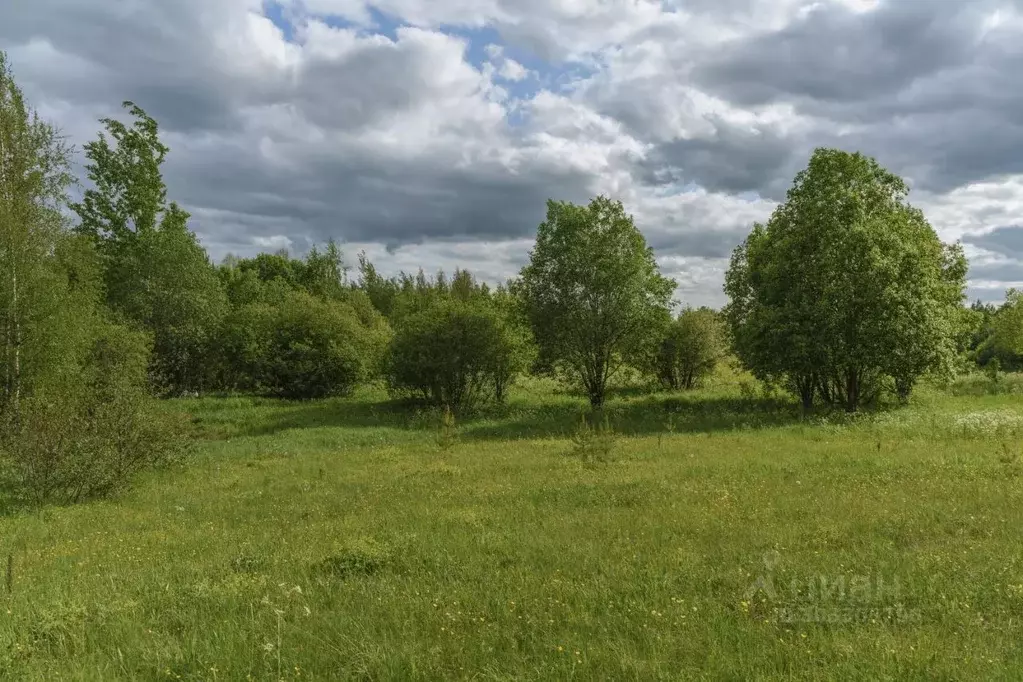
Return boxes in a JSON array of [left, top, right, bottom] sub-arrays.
[[3, 0, 1023, 307]]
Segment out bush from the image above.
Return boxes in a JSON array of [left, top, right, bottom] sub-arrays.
[[385, 299, 532, 409], [219, 288, 390, 399], [653, 307, 725, 390], [1, 323, 187, 505], [950, 371, 1023, 397]]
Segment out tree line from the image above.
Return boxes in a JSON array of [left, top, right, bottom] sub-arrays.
[[0, 52, 1017, 504]]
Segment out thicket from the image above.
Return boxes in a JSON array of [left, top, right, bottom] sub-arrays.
[[0, 56, 183, 504]]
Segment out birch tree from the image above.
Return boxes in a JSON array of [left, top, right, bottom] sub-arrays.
[[0, 52, 76, 427]]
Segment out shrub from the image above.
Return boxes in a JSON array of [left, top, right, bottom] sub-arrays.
[[385, 299, 531, 409], [950, 371, 1023, 397], [2, 323, 187, 505], [653, 307, 725, 390], [219, 289, 390, 399], [571, 410, 617, 464]]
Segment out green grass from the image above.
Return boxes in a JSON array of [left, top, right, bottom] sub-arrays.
[[2, 374, 1023, 680]]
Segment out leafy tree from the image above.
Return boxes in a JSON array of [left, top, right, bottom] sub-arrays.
[[72, 102, 227, 393], [519, 196, 675, 408], [356, 251, 400, 318], [0, 51, 78, 424], [0, 54, 183, 503], [301, 240, 348, 301], [489, 285, 536, 403], [653, 307, 725, 390], [992, 289, 1023, 358], [12, 320, 186, 504], [135, 205, 227, 392], [220, 242, 349, 305], [724, 148, 968, 411]]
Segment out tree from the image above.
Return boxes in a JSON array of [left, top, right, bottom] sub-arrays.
[[72, 102, 227, 393], [0, 54, 183, 504], [140, 205, 228, 392], [0, 52, 77, 425], [71, 101, 168, 304], [519, 196, 675, 408], [653, 307, 725, 390], [356, 251, 399, 318], [992, 289, 1023, 357], [301, 240, 348, 301], [724, 148, 968, 411], [489, 285, 535, 403]]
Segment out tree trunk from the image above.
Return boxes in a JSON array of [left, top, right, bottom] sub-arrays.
[[895, 377, 912, 404], [795, 373, 814, 411], [845, 367, 859, 413], [800, 385, 813, 411], [587, 376, 605, 409], [8, 266, 18, 429]]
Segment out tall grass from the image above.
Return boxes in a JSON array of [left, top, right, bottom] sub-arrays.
[[2, 370, 1023, 679]]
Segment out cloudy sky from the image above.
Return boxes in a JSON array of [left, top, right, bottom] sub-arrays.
[[3, 0, 1023, 306]]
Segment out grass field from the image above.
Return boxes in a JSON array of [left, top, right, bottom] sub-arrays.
[[2, 372, 1023, 680]]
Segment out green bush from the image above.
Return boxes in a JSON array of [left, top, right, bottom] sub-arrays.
[[219, 288, 390, 399], [2, 323, 186, 505], [949, 371, 1023, 397], [385, 299, 532, 409], [652, 307, 725, 390]]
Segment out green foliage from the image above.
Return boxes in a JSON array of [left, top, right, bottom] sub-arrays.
[[214, 245, 390, 399], [570, 410, 617, 463], [991, 288, 1023, 356], [135, 206, 228, 393], [72, 102, 228, 394], [725, 148, 967, 411], [0, 56, 184, 505], [220, 287, 389, 400], [0, 52, 79, 420], [356, 251, 400, 318], [5, 323, 186, 504], [219, 241, 349, 307], [652, 307, 725, 390], [519, 196, 675, 408], [950, 370, 1023, 397], [72, 101, 168, 242], [385, 297, 532, 409], [436, 405, 458, 452]]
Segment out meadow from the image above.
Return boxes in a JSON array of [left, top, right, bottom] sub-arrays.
[[2, 370, 1023, 680]]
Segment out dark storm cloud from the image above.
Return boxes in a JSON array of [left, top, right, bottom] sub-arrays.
[[0, 0, 261, 134], [678, 0, 1023, 195], [693, 1, 989, 107], [164, 135, 596, 248], [638, 119, 797, 199], [964, 226, 1023, 258], [967, 260, 1023, 282]]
